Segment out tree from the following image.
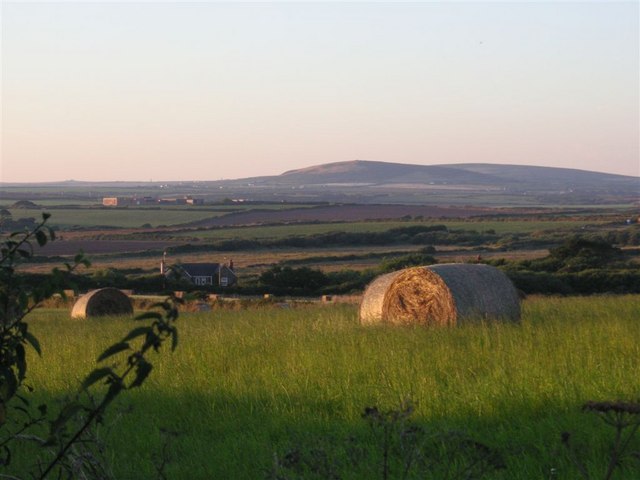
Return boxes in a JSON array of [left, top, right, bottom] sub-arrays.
[[259, 266, 329, 293], [550, 237, 621, 272]]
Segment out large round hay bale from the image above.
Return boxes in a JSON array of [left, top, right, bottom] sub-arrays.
[[71, 288, 133, 319], [359, 264, 520, 326]]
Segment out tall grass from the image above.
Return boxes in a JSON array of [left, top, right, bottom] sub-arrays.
[[21, 295, 640, 478]]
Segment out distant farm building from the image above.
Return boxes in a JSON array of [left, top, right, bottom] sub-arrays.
[[103, 196, 203, 206], [133, 196, 156, 205], [158, 197, 187, 205], [165, 262, 237, 287], [185, 196, 204, 205], [102, 197, 132, 207]]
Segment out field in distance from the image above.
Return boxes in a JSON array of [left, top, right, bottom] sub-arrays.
[[5, 205, 635, 288], [2, 187, 637, 296]]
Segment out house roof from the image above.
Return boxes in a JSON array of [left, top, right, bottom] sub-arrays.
[[172, 263, 237, 279], [178, 263, 220, 277]]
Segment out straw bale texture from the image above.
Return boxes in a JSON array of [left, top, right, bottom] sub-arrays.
[[359, 264, 520, 326], [71, 288, 133, 319]]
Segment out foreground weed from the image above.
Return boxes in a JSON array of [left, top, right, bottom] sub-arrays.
[[561, 400, 640, 480], [152, 427, 181, 480], [268, 401, 504, 480]]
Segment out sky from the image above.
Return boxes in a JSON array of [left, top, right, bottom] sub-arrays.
[[1, 1, 638, 182]]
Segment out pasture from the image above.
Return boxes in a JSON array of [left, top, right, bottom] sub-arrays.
[[4, 207, 224, 229], [172, 219, 607, 241], [1, 203, 319, 229], [11, 214, 605, 277], [17, 295, 640, 479]]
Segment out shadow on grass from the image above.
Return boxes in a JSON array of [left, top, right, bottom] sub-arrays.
[[9, 389, 640, 479]]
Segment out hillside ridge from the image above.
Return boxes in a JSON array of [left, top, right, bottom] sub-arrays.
[[267, 160, 638, 191], [281, 160, 636, 180]]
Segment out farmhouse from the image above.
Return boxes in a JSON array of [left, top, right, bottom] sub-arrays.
[[133, 196, 157, 205], [103, 196, 155, 206], [158, 196, 204, 205], [103, 195, 203, 206], [185, 196, 204, 205], [166, 262, 237, 287], [158, 197, 187, 205], [102, 197, 131, 207]]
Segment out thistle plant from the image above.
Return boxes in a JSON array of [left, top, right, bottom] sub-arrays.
[[562, 400, 640, 480]]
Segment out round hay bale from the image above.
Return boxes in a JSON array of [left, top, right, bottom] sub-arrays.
[[359, 264, 520, 326], [71, 288, 133, 319]]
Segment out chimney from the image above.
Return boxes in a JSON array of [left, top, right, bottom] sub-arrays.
[[160, 250, 167, 274]]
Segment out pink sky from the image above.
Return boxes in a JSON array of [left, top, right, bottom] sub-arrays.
[[2, 2, 638, 182]]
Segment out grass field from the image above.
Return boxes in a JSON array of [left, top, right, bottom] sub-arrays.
[[2, 203, 323, 229], [13, 295, 640, 479], [5, 208, 224, 228], [13, 199, 100, 206], [174, 219, 606, 241]]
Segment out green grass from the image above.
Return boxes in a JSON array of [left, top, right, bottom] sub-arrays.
[[178, 219, 606, 240], [6, 208, 223, 228], [3, 204, 323, 229], [15, 296, 640, 478], [9, 199, 100, 206]]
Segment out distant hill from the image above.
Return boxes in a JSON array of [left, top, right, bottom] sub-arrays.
[[233, 160, 639, 195], [278, 161, 502, 186]]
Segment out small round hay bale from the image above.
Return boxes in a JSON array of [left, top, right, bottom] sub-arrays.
[[359, 264, 520, 326], [71, 288, 133, 319]]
